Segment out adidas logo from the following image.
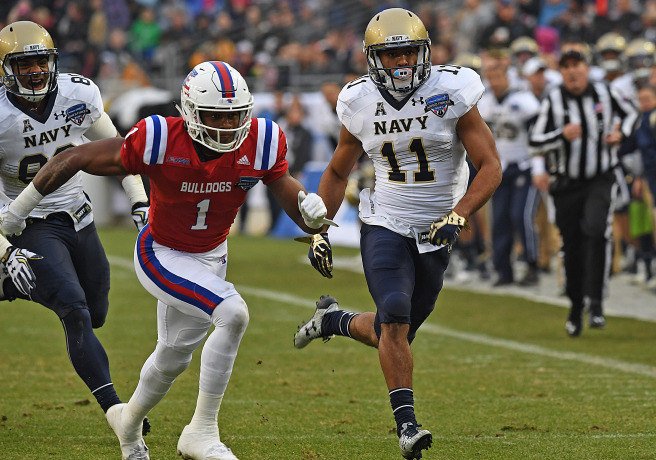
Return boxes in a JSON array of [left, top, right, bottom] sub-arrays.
[[237, 155, 250, 165]]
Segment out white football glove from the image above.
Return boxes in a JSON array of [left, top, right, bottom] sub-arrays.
[[0, 204, 28, 236], [297, 191, 338, 229], [2, 246, 42, 296], [131, 202, 149, 231]]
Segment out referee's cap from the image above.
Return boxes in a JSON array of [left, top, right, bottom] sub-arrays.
[[558, 50, 589, 67]]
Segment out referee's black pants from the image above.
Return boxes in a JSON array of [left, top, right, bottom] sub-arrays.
[[551, 170, 616, 319]]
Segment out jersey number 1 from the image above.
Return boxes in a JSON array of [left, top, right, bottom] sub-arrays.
[[191, 199, 210, 230]]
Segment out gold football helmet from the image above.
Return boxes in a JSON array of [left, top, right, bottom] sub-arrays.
[[624, 38, 656, 81], [510, 36, 538, 57], [595, 32, 626, 74], [0, 21, 58, 102], [363, 8, 431, 92]]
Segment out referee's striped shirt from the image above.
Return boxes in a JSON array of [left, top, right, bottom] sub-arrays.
[[529, 82, 638, 180]]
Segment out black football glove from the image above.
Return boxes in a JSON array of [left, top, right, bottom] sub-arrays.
[[428, 211, 467, 252], [295, 232, 333, 278], [131, 202, 149, 231]]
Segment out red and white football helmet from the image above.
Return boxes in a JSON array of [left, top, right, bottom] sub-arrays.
[[179, 61, 254, 152]]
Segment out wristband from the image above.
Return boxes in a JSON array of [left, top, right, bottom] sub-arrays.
[[0, 235, 11, 257], [9, 182, 43, 218], [121, 175, 148, 206]]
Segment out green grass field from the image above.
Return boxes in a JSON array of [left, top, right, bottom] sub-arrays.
[[1, 227, 656, 459]]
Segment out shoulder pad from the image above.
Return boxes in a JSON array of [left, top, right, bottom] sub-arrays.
[[428, 65, 485, 117]]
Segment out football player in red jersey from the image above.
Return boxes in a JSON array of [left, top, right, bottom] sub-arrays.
[[0, 61, 331, 460]]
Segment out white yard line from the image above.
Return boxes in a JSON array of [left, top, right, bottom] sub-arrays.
[[108, 256, 656, 379]]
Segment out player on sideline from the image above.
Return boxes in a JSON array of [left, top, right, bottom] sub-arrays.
[[293, 8, 501, 459], [1, 60, 332, 460], [0, 20, 150, 438]]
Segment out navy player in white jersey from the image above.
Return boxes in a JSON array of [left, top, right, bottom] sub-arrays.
[[0, 21, 150, 442], [478, 61, 542, 286], [293, 9, 501, 459]]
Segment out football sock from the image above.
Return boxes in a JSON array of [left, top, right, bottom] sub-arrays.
[[389, 387, 417, 436], [61, 308, 119, 412], [321, 310, 357, 338], [93, 383, 122, 413], [188, 391, 224, 432]]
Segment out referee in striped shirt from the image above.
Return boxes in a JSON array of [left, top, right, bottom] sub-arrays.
[[529, 48, 639, 337]]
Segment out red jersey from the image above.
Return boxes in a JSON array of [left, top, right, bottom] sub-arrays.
[[121, 116, 288, 252]]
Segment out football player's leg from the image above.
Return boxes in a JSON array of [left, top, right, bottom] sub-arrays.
[[122, 300, 211, 435], [491, 179, 514, 283], [407, 246, 451, 344], [9, 217, 122, 412], [177, 294, 248, 460], [360, 225, 420, 433], [72, 222, 111, 328]]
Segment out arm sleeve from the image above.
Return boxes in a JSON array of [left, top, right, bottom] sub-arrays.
[[529, 95, 563, 154], [610, 86, 639, 138], [85, 111, 119, 141]]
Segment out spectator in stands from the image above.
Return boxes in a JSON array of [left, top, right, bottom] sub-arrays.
[[454, 0, 495, 54], [478, 0, 532, 51], [129, 7, 161, 67]]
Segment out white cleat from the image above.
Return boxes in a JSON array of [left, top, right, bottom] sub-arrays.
[[177, 424, 238, 460], [399, 423, 432, 459], [106, 403, 150, 460], [294, 295, 339, 349]]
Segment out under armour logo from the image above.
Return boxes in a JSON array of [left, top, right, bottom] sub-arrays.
[[411, 97, 424, 106], [53, 110, 66, 120]]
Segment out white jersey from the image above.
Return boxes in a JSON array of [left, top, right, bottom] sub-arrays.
[[478, 88, 540, 171], [337, 65, 484, 253], [610, 73, 636, 105], [0, 73, 104, 230]]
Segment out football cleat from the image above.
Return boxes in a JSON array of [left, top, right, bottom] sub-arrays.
[[399, 422, 432, 459], [106, 404, 150, 460], [589, 315, 606, 329], [177, 424, 238, 460], [293, 295, 339, 349], [565, 320, 582, 337]]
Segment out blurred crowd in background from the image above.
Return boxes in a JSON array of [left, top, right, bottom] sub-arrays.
[[3, 0, 656, 294]]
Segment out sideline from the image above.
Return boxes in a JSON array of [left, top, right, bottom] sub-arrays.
[[108, 255, 656, 379]]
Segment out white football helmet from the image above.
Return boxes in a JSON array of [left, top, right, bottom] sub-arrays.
[[0, 21, 58, 102], [363, 8, 431, 93], [179, 61, 253, 152]]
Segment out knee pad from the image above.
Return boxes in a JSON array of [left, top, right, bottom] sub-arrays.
[[211, 295, 249, 334], [151, 342, 193, 379], [377, 292, 412, 324], [61, 308, 93, 348]]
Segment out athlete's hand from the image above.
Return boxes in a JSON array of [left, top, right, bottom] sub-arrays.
[[295, 233, 333, 278], [0, 204, 27, 236], [1, 246, 42, 296], [297, 191, 338, 229], [131, 202, 149, 231], [429, 211, 467, 252]]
